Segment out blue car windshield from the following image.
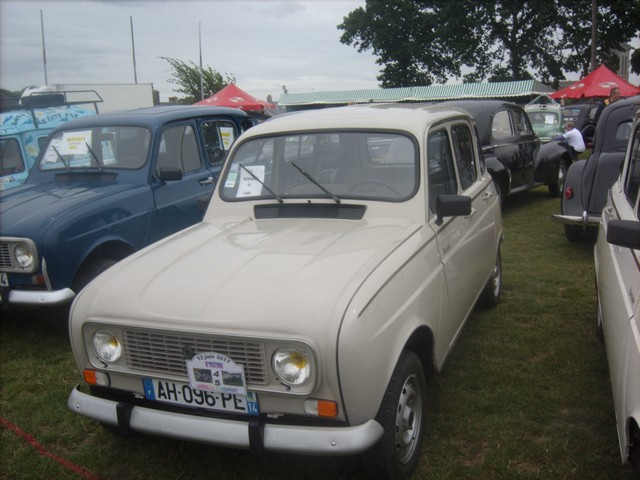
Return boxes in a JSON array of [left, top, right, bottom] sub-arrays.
[[220, 131, 418, 202], [38, 126, 151, 171]]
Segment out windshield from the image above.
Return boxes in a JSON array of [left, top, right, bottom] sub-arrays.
[[220, 132, 418, 202], [527, 111, 560, 126], [39, 126, 151, 171]]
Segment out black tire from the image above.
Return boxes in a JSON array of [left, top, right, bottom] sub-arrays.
[[72, 258, 119, 294], [478, 245, 502, 308], [363, 351, 427, 480], [629, 423, 640, 478], [549, 163, 566, 197], [564, 225, 597, 243]]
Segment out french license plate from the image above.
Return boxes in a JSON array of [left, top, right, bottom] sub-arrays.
[[142, 378, 259, 415], [0, 273, 8, 287]]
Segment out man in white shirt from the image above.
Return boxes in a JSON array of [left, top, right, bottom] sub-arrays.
[[561, 121, 585, 158]]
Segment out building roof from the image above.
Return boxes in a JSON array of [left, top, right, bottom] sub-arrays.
[[279, 80, 554, 107]]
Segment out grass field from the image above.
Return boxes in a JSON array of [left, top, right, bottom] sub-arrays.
[[0, 185, 634, 480]]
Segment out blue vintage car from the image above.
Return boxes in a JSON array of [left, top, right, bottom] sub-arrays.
[[1, 91, 100, 190], [0, 105, 251, 307]]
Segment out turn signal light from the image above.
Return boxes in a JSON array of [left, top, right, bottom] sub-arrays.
[[564, 186, 574, 200], [304, 399, 338, 417], [83, 369, 110, 386]]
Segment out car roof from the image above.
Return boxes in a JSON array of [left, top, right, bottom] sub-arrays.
[[436, 99, 521, 145], [239, 103, 473, 140], [48, 105, 248, 132]]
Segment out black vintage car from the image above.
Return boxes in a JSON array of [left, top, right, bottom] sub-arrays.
[[552, 95, 640, 242], [563, 102, 599, 146], [440, 100, 572, 203]]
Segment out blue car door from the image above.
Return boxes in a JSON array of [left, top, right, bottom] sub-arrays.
[[152, 121, 219, 238]]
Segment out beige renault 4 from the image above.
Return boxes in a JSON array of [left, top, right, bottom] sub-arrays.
[[68, 103, 503, 480]]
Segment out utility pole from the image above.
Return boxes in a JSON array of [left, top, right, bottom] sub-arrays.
[[590, 0, 597, 71], [40, 9, 48, 84], [199, 22, 204, 100], [130, 17, 138, 83]]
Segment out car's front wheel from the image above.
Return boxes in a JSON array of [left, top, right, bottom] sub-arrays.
[[549, 162, 567, 197], [363, 350, 427, 480], [478, 245, 502, 308]]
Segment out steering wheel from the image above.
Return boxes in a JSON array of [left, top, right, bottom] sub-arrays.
[[347, 180, 401, 196]]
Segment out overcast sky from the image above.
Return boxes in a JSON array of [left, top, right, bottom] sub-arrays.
[[1, 0, 638, 104], [0, 0, 382, 102]]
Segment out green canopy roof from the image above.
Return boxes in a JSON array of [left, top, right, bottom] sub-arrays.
[[279, 80, 554, 107]]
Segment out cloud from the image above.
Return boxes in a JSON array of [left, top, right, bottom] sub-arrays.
[[0, 0, 381, 101]]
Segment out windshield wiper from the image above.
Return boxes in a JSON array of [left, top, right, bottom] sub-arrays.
[[85, 142, 104, 170], [238, 164, 283, 204], [51, 146, 70, 171], [290, 161, 340, 204]]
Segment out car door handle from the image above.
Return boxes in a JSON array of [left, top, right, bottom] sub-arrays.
[[199, 176, 215, 186], [482, 191, 493, 200], [465, 208, 477, 218]]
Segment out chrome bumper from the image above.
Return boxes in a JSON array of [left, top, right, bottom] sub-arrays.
[[3, 287, 75, 305], [551, 211, 600, 228], [68, 385, 384, 455]]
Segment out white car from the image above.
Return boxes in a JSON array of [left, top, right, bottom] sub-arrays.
[[67, 103, 503, 480], [594, 110, 640, 476]]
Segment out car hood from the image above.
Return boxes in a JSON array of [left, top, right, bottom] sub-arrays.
[[76, 214, 420, 338], [0, 180, 142, 235]]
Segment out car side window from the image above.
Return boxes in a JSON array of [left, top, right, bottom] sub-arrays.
[[0, 138, 25, 175], [492, 110, 514, 140], [451, 124, 478, 190], [201, 120, 237, 166], [427, 129, 457, 212], [157, 124, 202, 176], [623, 124, 640, 208], [513, 109, 533, 136]]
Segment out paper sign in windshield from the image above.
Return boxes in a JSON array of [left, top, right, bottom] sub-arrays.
[[58, 130, 91, 154], [186, 352, 247, 395], [236, 165, 265, 197], [220, 126, 235, 150]]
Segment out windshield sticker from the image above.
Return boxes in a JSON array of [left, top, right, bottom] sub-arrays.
[[220, 126, 235, 150], [237, 165, 265, 197], [58, 130, 91, 155], [186, 352, 247, 395], [225, 171, 238, 188]]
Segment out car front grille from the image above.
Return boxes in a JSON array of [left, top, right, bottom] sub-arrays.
[[0, 242, 12, 269], [122, 330, 268, 385]]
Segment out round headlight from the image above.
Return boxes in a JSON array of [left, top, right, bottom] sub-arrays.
[[92, 329, 122, 363], [14, 244, 34, 269], [272, 347, 311, 386]]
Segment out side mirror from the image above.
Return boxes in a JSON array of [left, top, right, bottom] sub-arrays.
[[158, 168, 183, 182], [435, 194, 472, 225], [607, 219, 640, 249]]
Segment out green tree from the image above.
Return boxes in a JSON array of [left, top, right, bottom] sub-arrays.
[[558, 0, 640, 78], [338, 0, 639, 88], [162, 57, 235, 104]]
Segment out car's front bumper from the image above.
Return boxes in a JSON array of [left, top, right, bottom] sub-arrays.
[[1, 287, 75, 306], [68, 385, 384, 455]]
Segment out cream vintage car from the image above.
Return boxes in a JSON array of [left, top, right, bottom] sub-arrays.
[[594, 110, 640, 476], [67, 103, 503, 480]]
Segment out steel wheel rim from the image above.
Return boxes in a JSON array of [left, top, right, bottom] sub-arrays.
[[490, 255, 501, 297], [394, 373, 423, 464]]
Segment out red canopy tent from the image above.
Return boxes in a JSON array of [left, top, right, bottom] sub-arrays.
[[551, 65, 640, 99], [193, 83, 275, 111]]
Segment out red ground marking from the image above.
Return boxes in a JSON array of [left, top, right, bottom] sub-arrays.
[[0, 415, 101, 480]]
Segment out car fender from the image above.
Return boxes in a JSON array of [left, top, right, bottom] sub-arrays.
[[560, 159, 586, 217], [484, 154, 510, 193], [535, 141, 571, 183], [39, 187, 157, 290], [337, 226, 444, 424]]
